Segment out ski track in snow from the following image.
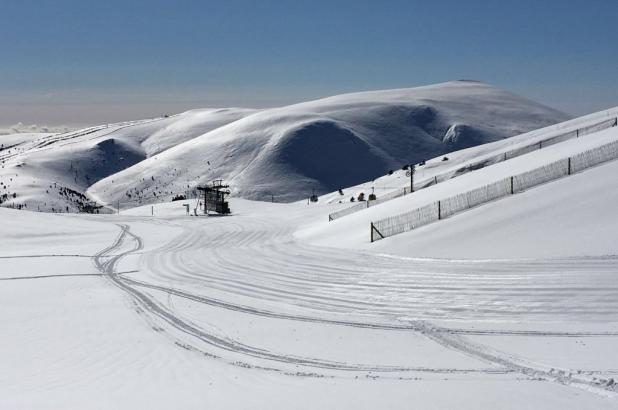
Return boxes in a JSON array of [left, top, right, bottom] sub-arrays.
[[136, 217, 618, 323], [87, 213, 618, 397], [94, 223, 501, 374]]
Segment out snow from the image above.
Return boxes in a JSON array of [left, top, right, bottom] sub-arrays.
[[298, 125, 618, 253], [370, 158, 618, 259], [2, 187, 618, 407], [0, 109, 256, 212], [3, 100, 618, 409], [318, 106, 618, 205], [0, 80, 570, 213], [0, 132, 50, 148], [89, 80, 568, 205]]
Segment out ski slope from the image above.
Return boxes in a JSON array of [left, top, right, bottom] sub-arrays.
[[3, 103, 618, 409], [2, 188, 618, 408], [299, 119, 618, 252], [318, 106, 618, 207], [377, 157, 618, 258]]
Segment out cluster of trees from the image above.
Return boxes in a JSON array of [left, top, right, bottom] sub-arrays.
[[58, 186, 102, 213], [0, 175, 17, 205], [0, 192, 15, 205]]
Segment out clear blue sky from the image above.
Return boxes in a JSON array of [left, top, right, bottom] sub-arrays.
[[1, 0, 616, 126]]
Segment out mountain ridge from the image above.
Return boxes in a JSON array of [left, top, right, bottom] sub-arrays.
[[0, 81, 569, 211]]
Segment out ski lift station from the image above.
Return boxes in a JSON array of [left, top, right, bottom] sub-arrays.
[[196, 180, 231, 215]]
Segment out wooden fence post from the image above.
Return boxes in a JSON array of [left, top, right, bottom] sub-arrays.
[[438, 200, 441, 220], [370, 223, 384, 243], [568, 157, 571, 175], [510, 176, 514, 194]]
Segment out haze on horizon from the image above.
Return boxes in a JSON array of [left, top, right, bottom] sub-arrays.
[[1, 0, 616, 131]]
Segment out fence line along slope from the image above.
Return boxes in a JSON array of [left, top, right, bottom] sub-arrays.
[[370, 120, 618, 242], [327, 110, 618, 222]]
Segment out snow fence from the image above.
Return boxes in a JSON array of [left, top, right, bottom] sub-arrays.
[[331, 117, 617, 222], [371, 137, 618, 242], [329, 187, 416, 221]]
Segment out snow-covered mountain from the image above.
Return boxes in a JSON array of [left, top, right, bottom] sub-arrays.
[[299, 108, 618, 255], [3, 96, 618, 410], [0, 108, 256, 212], [3, 108, 618, 409], [1, 81, 568, 212]]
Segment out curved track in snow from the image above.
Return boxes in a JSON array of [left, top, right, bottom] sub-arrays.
[[135, 215, 618, 324], [95, 223, 503, 374], [88, 207, 618, 396]]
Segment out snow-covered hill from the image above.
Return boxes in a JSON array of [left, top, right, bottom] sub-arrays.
[[3, 104, 618, 410], [298, 112, 618, 257], [1, 81, 568, 212], [90, 81, 568, 207], [317, 106, 618, 206], [0, 109, 256, 212]]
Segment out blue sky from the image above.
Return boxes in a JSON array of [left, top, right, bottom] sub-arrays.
[[1, 0, 616, 126]]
